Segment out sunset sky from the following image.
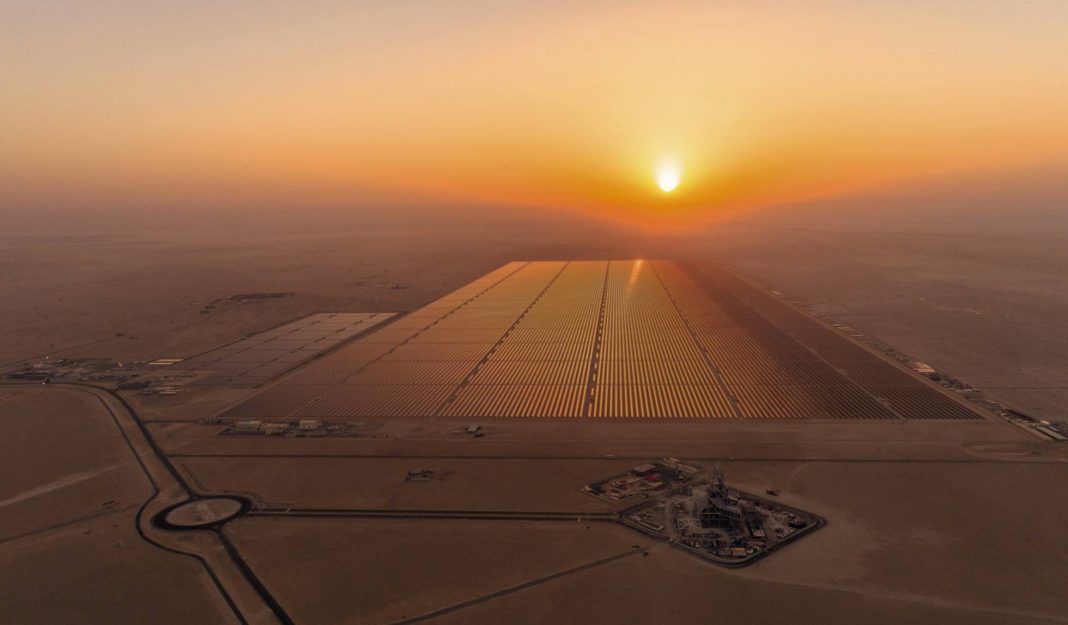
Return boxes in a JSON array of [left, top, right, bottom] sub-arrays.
[[3, 1, 1067, 224]]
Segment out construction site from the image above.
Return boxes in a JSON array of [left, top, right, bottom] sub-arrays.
[[583, 458, 701, 503], [623, 465, 821, 566]]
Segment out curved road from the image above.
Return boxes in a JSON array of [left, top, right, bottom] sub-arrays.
[[2, 382, 289, 625]]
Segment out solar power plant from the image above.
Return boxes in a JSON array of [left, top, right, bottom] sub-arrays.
[[220, 261, 984, 420], [172, 312, 396, 387]]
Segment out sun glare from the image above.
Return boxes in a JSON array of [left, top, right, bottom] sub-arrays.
[[656, 162, 681, 193]]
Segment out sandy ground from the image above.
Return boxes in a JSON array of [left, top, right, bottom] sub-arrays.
[[722, 460, 1068, 618], [166, 424, 1068, 623], [0, 386, 240, 625], [0, 387, 148, 540], [0, 515, 238, 625], [220, 458, 1068, 625], [179, 456, 628, 512], [225, 517, 642, 625], [145, 414, 1044, 461], [423, 542, 1060, 625], [705, 218, 1068, 422]]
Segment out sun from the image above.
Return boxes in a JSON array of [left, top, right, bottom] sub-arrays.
[[656, 161, 681, 193]]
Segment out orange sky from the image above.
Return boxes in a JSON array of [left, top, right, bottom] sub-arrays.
[[3, 2, 1067, 224]]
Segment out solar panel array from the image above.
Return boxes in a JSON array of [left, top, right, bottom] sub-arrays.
[[172, 313, 395, 387], [219, 261, 983, 420], [681, 262, 982, 421]]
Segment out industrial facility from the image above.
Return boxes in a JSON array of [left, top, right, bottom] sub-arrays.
[[623, 465, 822, 566], [583, 459, 701, 503]]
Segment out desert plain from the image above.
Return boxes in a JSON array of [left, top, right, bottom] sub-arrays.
[[2, 208, 1067, 625]]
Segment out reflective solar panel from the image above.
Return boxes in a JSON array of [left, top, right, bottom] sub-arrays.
[[218, 262, 985, 420], [182, 312, 395, 387]]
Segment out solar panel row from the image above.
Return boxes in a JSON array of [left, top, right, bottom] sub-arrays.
[[680, 262, 980, 420], [218, 261, 983, 420], [173, 312, 395, 387]]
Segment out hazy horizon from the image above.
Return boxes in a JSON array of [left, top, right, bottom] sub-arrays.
[[4, 1, 1068, 228]]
